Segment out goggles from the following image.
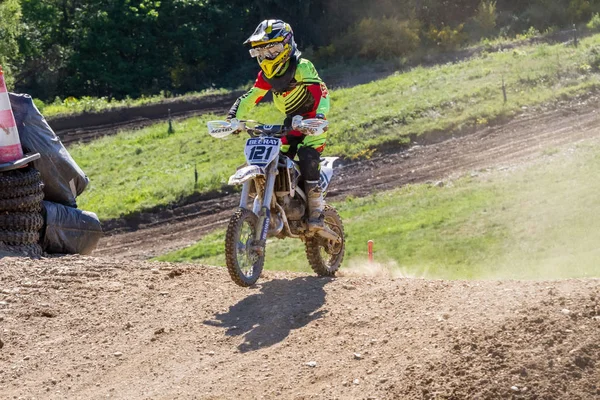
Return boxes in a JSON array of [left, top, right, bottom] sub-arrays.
[[249, 43, 285, 60]]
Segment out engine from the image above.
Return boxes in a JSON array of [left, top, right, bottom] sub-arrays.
[[279, 195, 305, 221]]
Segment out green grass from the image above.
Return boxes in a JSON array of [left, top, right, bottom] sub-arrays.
[[157, 140, 600, 280], [39, 88, 232, 118], [69, 117, 243, 217], [72, 34, 600, 220]]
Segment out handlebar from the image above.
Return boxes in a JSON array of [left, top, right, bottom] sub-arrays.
[[207, 118, 328, 139], [244, 123, 288, 138]]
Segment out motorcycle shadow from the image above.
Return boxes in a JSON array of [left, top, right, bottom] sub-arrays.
[[204, 276, 333, 353]]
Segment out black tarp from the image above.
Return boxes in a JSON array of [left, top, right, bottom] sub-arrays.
[[41, 201, 102, 255], [9, 93, 103, 254], [10, 93, 89, 208]]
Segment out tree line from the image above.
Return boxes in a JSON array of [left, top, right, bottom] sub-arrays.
[[1, 0, 599, 101]]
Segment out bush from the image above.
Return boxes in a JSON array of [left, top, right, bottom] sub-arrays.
[[521, 2, 570, 31], [568, 0, 593, 24], [587, 13, 600, 32], [0, 0, 22, 89], [32, 98, 46, 112], [471, 1, 498, 39], [586, 45, 600, 71], [427, 24, 469, 52], [323, 17, 421, 61], [516, 26, 541, 41], [313, 44, 337, 64]]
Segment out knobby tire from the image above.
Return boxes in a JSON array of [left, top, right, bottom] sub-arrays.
[[0, 229, 40, 245], [0, 169, 41, 189], [0, 181, 44, 200], [0, 243, 43, 257], [225, 208, 264, 287], [0, 192, 44, 212], [305, 205, 345, 276], [0, 212, 44, 232]]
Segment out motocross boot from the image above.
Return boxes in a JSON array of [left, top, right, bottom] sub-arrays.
[[305, 180, 324, 231]]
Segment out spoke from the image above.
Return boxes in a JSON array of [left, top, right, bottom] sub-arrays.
[[236, 220, 257, 278], [316, 213, 343, 267]]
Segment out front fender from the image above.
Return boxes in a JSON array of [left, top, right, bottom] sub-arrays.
[[228, 165, 266, 186]]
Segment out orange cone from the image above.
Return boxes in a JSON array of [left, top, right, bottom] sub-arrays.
[[0, 66, 24, 163]]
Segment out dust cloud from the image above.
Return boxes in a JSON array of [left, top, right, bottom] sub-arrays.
[[338, 259, 423, 279], [483, 145, 600, 280]]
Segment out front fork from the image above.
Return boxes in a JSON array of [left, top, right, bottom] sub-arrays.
[[238, 161, 278, 256]]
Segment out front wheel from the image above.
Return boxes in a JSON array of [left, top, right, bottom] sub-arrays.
[[305, 205, 345, 276], [225, 208, 265, 287]]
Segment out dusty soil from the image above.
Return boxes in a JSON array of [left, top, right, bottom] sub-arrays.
[[96, 93, 600, 260], [0, 256, 598, 399]]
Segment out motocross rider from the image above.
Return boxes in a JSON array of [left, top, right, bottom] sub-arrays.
[[227, 19, 331, 231]]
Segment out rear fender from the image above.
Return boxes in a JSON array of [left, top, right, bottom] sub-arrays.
[[228, 165, 266, 186]]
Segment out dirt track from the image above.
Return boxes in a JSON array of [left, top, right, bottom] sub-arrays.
[[3, 74, 600, 399], [96, 93, 600, 260], [0, 257, 598, 399]]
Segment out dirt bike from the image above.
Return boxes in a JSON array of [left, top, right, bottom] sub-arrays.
[[207, 117, 345, 287]]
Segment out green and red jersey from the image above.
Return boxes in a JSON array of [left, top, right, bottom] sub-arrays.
[[228, 58, 330, 153], [228, 58, 330, 120]]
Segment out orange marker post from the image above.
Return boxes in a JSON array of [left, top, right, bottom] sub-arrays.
[[368, 240, 374, 264], [0, 66, 24, 163]]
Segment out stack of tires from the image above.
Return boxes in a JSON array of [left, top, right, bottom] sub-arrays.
[[0, 167, 44, 257]]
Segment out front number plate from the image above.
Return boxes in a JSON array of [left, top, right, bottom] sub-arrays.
[[244, 138, 280, 167]]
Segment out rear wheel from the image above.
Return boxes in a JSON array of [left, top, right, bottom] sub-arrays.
[[305, 205, 345, 276], [225, 208, 265, 287]]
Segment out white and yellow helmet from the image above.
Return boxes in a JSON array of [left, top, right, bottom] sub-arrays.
[[245, 19, 298, 79]]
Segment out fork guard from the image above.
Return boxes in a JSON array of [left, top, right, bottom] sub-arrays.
[[228, 165, 266, 186]]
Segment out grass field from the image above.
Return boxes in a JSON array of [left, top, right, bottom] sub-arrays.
[[71, 34, 600, 220], [39, 88, 232, 117], [157, 140, 600, 280]]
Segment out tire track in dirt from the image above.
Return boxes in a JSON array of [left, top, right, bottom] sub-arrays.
[[94, 96, 600, 260]]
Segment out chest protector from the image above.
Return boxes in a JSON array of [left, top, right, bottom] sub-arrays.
[[264, 56, 299, 94]]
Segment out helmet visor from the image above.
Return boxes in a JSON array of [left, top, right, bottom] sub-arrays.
[[249, 43, 285, 61]]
